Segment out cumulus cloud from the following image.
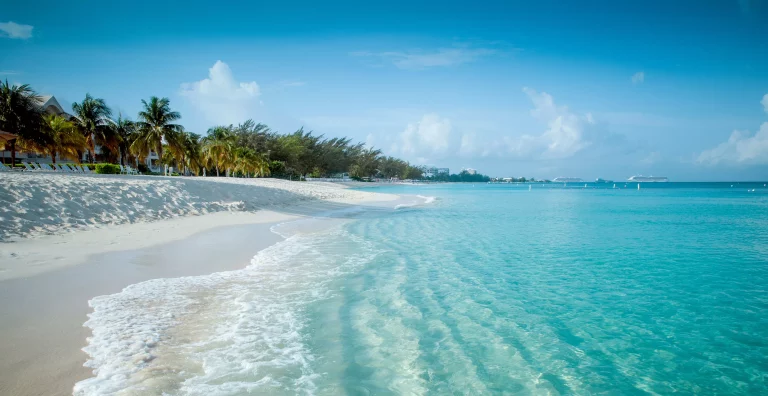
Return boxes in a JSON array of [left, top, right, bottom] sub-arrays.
[[351, 46, 497, 70], [392, 114, 452, 159], [697, 122, 768, 165], [697, 95, 768, 166], [631, 71, 645, 84], [497, 88, 593, 159], [0, 21, 33, 39], [179, 61, 261, 125]]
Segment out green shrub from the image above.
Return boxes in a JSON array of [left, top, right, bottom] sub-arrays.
[[94, 163, 121, 174]]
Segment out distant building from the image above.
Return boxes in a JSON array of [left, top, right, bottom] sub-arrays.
[[464, 168, 477, 175], [423, 166, 450, 178]]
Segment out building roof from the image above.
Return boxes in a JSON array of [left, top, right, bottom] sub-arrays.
[[37, 95, 72, 117]]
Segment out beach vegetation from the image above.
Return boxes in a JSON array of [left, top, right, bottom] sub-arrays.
[[0, 80, 46, 165], [71, 94, 114, 164], [1, 81, 467, 181], [131, 96, 183, 168], [40, 114, 86, 164], [94, 163, 121, 174]]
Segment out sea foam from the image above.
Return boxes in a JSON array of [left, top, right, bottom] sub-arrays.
[[74, 225, 381, 396]]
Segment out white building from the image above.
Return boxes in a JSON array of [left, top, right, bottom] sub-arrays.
[[464, 168, 477, 175], [423, 166, 450, 178]]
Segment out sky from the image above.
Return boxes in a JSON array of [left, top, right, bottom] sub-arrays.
[[1, 0, 767, 181]]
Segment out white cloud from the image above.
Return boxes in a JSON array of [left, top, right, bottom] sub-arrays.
[[0, 21, 33, 39], [498, 88, 592, 159], [762, 93, 768, 113], [393, 114, 452, 159], [697, 122, 768, 165], [631, 71, 645, 84], [352, 47, 497, 70], [179, 61, 261, 125]]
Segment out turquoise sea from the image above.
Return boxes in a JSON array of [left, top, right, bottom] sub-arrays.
[[76, 182, 768, 395]]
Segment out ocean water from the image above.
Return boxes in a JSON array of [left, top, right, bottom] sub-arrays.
[[76, 182, 768, 395]]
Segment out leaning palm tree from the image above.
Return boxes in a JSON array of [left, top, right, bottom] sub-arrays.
[[0, 80, 46, 166], [201, 126, 235, 176], [133, 97, 183, 165], [41, 114, 87, 164]]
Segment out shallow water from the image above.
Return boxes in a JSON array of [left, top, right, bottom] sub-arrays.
[[77, 183, 768, 395]]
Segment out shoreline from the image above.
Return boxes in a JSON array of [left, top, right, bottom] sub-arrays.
[[0, 174, 408, 396], [0, 213, 294, 396]]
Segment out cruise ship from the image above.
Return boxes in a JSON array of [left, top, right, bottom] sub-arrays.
[[552, 177, 584, 183], [628, 175, 669, 182]]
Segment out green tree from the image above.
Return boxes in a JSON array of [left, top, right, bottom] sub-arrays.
[[0, 80, 46, 165], [232, 147, 270, 178], [71, 93, 113, 163], [41, 114, 86, 164], [110, 114, 136, 166], [132, 97, 183, 166], [202, 126, 235, 176]]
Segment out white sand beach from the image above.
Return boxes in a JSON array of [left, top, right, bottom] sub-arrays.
[[0, 173, 401, 396]]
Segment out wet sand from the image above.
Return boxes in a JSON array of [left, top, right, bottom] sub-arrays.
[[0, 218, 289, 396]]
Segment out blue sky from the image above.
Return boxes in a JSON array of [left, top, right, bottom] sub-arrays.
[[2, 0, 767, 180]]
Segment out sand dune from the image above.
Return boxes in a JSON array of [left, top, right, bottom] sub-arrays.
[[0, 173, 393, 242]]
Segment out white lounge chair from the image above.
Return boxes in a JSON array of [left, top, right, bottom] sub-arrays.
[[67, 164, 81, 173], [81, 165, 91, 173], [23, 162, 37, 171], [125, 165, 138, 175], [0, 162, 10, 172], [56, 164, 67, 172], [40, 163, 56, 171]]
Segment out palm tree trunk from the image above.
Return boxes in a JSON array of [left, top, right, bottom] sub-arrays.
[[9, 140, 16, 168], [215, 166, 219, 177], [89, 138, 96, 164], [52, 150, 57, 164]]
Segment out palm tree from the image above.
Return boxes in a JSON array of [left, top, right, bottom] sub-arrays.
[[110, 114, 136, 166], [202, 126, 235, 176], [181, 132, 204, 175], [71, 94, 113, 163], [41, 114, 87, 164], [0, 80, 45, 166], [232, 147, 270, 178], [133, 97, 183, 167]]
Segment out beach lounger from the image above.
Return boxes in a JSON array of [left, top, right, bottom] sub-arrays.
[[23, 162, 37, 171], [81, 165, 91, 173], [41, 163, 57, 171], [56, 164, 68, 172], [0, 162, 10, 172], [126, 165, 138, 175]]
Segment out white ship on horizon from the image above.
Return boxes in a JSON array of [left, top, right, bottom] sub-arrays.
[[628, 175, 669, 182], [552, 177, 584, 183]]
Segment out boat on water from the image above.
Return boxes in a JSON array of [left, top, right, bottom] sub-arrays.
[[595, 178, 613, 183], [552, 177, 584, 183], [628, 175, 669, 182]]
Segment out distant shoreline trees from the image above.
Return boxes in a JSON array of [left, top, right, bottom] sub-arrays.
[[1, 81, 490, 181]]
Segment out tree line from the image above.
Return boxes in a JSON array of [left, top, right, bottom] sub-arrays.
[[0, 80, 430, 179], [1, 80, 497, 181]]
